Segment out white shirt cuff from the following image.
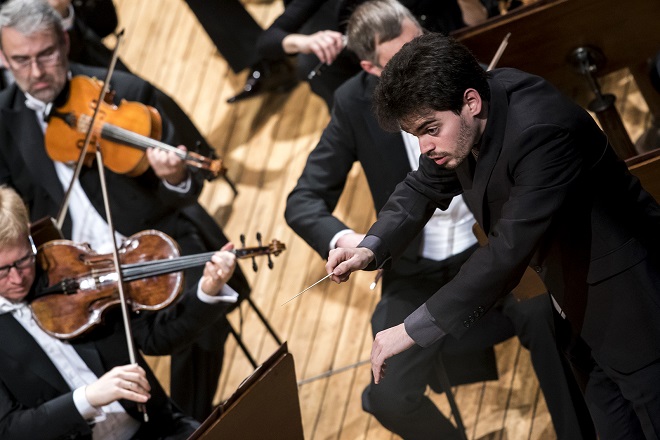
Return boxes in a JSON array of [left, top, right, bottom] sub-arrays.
[[162, 175, 192, 193], [73, 386, 105, 423], [197, 279, 239, 304], [329, 229, 355, 252]]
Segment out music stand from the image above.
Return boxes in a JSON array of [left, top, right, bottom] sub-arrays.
[[188, 342, 304, 440]]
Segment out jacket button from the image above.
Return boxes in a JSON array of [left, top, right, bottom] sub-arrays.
[[533, 266, 542, 273], [473, 310, 481, 318], [477, 306, 485, 313], [463, 320, 471, 328]]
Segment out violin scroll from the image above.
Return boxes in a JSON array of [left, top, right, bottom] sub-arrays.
[[236, 233, 286, 272]]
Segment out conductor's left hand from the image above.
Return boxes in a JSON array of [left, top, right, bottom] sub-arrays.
[[371, 323, 415, 384]]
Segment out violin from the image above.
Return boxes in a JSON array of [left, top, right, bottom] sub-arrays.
[[30, 230, 285, 339], [44, 75, 225, 179]]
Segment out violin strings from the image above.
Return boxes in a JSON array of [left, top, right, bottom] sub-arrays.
[[121, 252, 215, 280], [101, 123, 186, 158], [45, 247, 277, 294]]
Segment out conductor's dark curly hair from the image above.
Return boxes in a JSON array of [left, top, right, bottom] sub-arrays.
[[374, 33, 490, 131]]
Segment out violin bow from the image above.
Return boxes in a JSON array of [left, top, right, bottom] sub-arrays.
[[55, 29, 125, 230], [487, 32, 511, 71], [55, 29, 150, 421]]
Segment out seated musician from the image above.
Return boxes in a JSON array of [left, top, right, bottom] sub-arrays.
[[0, 184, 237, 439], [0, 0, 250, 421]]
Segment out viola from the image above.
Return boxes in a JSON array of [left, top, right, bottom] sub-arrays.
[[31, 230, 285, 339], [44, 75, 225, 179]]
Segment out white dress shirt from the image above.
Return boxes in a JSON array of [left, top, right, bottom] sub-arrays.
[[330, 132, 477, 261]]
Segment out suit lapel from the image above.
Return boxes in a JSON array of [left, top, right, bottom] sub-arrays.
[[0, 314, 70, 393], [1, 92, 65, 207], [361, 74, 424, 259], [466, 76, 509, 233], [73, 340, 106, 378]]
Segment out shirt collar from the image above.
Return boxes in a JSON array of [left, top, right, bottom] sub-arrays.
[[0, 296, 28, 315]]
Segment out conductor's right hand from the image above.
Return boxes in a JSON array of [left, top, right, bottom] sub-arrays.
[[326, 247, 375, 283], [86, 364, 151, 407]]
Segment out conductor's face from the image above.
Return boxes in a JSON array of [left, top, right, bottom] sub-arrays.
[[402, 89, 486, 170], [0, 26, 69, 103]]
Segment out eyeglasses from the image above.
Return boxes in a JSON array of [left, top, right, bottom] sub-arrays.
[[0, 251, 36, 280], [6, 47, 61, 72]]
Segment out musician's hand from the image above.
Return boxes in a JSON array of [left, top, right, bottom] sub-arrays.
[[335, 232, 365, 249], [86, 364, 151, 407], [200, 243, 236, 296], [371, 323, 415, 384], [326, 247, 374, 283], [282, 30, 344, 65], [147, 145, 188, 186]]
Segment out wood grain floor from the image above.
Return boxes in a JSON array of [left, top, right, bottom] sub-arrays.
[[108, 1, 653, 438]]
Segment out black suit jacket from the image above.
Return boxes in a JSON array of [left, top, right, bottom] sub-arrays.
[[286, 71, 497, 385], [286, 72, 417, 259], [366, 68, 660, 373], [0, 276, 231, 439]]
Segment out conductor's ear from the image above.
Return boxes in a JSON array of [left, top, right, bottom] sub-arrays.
[[464, 88, 482, 116]]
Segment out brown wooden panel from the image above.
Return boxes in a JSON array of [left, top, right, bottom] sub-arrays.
[[453, 0, 660, 106]]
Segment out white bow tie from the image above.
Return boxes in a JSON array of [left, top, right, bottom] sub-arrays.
[[24, 94, 53, 119], [0, 299, 29, 315]]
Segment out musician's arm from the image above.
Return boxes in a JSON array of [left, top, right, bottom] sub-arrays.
[[0, 379, 91, 439]]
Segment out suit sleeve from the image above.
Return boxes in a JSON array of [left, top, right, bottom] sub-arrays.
[[285, 93, 359, 259], [131, 285, 231, 355], [364, 154, 462, 268], [257, 0, 328, 60], [418, 124, 586, 343], [0, 382, 90, 439]]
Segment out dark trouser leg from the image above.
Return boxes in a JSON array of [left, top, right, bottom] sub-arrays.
[[363, 293, 462, 440], [170, 317, 231, 422], [581, 356, 660, 439], [184, 0, 262, 73], [363, 247, 512, 439], [168, 223, 228, 421], [570, 255, 660, 439], [501, 294, 596, 440]]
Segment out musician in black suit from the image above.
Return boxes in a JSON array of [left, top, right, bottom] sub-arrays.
[[286, 2, 594, 438], [0, 0, 250, 422], [327, 33, 660, 438], [0, 184, 240, 439]]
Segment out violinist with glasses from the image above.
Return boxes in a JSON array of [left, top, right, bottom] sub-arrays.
[[0, 184, 240, 439], [0, 0, 251, 422]]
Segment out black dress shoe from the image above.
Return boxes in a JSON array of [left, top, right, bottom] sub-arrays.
[[227, 58, 299, 103]]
